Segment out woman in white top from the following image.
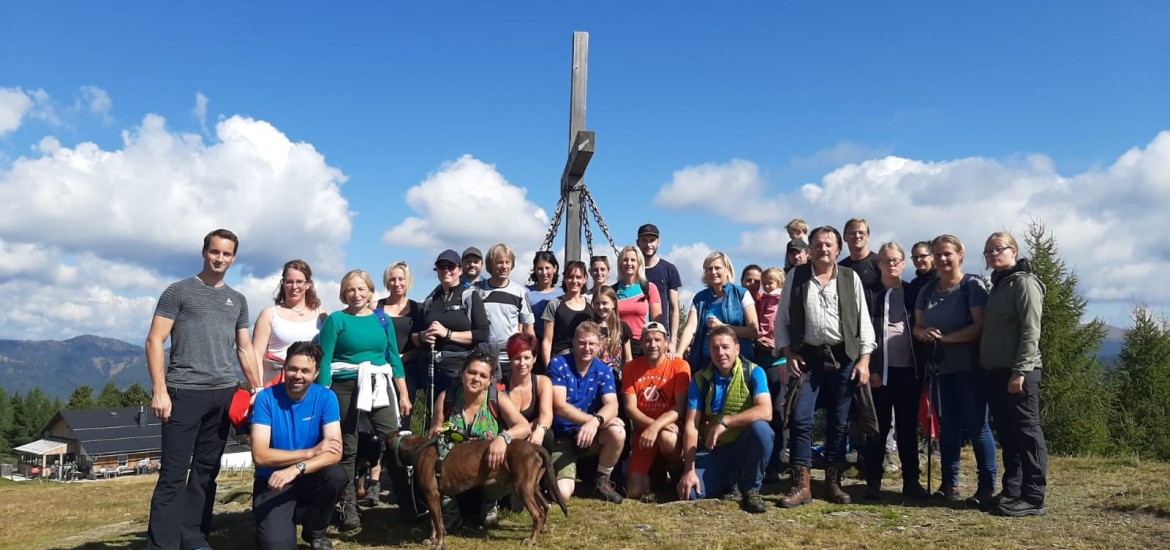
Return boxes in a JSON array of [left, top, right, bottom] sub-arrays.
[[251, 259, 328, 385]]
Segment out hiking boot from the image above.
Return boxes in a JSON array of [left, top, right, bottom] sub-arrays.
[[309, 538, 334, 550], [902, 480, 930, 500], [824, 464, 851, 505], [779, 466, 811, 509], [721, 486, 742, 501], [593, 473, 624, 504], [741, 489, 767, 514], [863, 479, 881, 501], [966, 489, 996, 510], [935, 484, 961, 501], [997, 499, 1046, 517], [339, 497, 361, 531], [359, 481, 381, 507]]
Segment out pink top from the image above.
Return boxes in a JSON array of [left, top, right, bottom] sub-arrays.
[[615, 281, 662, 340], [757, 289, 782, 340]]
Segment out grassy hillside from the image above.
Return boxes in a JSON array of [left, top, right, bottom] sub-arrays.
[[2, 453, 1168, 549]]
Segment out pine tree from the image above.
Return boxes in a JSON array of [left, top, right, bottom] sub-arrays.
[[0, 388, 13, 456], [1024, 220, 1112, 455], [122, 383, 152, 407], [66, 386, 98, 410], [16, 389, 55, 445], [96, 382, 124, 408], [1110, 306, 1170, 458]]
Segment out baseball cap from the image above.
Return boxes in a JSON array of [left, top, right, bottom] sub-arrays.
[[461, 247, 483, 260], [435, 249, 461, 266], [787, 239, 809, 253], [637, 223, 660, 237], [642, 321, 668, 336]]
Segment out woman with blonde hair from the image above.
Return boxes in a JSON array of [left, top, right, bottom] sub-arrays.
[[317, 269, 410, 531], [676, 251, 760, 371], [613, 245, 663, 357], [252, 259, 328, 385], [980, 231, 1048, 517]]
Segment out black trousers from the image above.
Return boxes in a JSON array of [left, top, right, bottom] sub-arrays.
[[763, 361, 788, 473], [984, 368, 1048, 505], [863, 367, 922, 485], [333, 379, 401, 500], [147, 386, 235, 550], [253, 464, 347, 549]]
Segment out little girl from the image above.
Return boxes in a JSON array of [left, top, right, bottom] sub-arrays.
[[591, 285, 632, 379], [754, 267, 785, 365]]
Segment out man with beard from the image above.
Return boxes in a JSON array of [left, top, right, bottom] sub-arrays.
[[637, 224, 682, 354], [621, 322, 691, 499], [251, 341, 344, 550]]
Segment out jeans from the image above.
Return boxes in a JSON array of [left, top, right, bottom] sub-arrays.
[[984, 368, 1048, 505], [253, 464, 347, 549], [762, 360, 789, 473], [147, 386, 235, 550], [790, 357, 855, 467], [690, 420, 774, 497], [938, 369, 997, 491], [864, 367, 922, 484]]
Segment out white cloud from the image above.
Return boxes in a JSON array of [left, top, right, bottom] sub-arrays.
[[0, 106, 354, 341], [660, 131, 1170, 315], [0, 113, 352, 279], [193, 92, 209, 133], [652, 159, 782, 224], [0, 87, 33, 135], [0, 87, 55, 135], [383, 154, 549, 252], [77, 85, 113, 123]]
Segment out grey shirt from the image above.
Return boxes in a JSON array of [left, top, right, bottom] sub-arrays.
[[154, 277, 249, 390], [915, 275, 988, 375]]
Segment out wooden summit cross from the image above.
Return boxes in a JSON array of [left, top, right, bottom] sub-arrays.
[[561, 31, 595, 264]]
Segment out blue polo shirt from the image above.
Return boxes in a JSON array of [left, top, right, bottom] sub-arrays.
[[548, 354, 616, 436], [251, 383, 341, 479]]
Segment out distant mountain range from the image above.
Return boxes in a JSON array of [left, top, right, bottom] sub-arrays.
[[0, 335, 152, 398], [0, 326, 1132, 399]]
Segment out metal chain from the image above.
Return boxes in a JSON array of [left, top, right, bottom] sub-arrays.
[[582, 187, 620, 257], [581, 197, 595, 258], [539, 196, 566, 251]]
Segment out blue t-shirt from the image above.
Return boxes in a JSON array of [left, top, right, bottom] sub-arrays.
[[686, 363, 769, 414], [526, 286, 562, 341], [251, 383, 341, 479], [548, 354, 616, 436]]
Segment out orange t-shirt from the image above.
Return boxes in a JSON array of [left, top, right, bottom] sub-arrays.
[[621, 356, 692, 419]]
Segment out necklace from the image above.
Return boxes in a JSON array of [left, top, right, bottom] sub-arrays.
[[289, 304, 308, 317]]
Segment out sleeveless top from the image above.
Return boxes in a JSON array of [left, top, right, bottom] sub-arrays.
[[263, 305, 323, 384], [509, 371, 541, 422]]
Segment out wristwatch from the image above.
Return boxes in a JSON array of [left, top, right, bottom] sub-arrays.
[[593, 414, 605, 426], [295, 462, 307, 475], [499, 431, 513, 445], [718, 416, 730, 429]]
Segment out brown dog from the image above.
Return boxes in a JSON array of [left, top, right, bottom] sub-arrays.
[[385, 430, 568, 549]]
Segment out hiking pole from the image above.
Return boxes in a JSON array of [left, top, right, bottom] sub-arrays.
[[926, 342, 941, 493], [427, 346, 437, 430]]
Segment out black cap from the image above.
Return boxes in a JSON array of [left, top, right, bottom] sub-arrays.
[[637, 223, 660, 237], [435, 249, 461, 265], [461, 247, 483, 260], [787, 238, 809, 252]]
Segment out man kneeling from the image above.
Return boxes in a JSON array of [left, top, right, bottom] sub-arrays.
[[621, 322, 690, 499], [252, 341, 345, 550], [677, 326, 774, 513]]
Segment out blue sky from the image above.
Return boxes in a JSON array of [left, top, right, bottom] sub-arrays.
[[1, 2, 1168, 342]]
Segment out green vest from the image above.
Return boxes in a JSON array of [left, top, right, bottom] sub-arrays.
[[696, 357, 758, 447], [787, 263, 862, 361]]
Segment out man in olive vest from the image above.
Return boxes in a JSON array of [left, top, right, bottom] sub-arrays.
[[676, 325, 773, 514], [774, 225, 875, 508]]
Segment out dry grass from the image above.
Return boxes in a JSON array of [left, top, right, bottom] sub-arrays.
[[3, 454, 1170, 550]]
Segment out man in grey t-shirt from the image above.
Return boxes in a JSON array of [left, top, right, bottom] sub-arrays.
[[146, 229, 260, 550], [476, 243, 535, 378]]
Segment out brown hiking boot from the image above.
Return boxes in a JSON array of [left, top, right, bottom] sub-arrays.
[[824, 464, 852, 504], [779, 465, 812, 508]]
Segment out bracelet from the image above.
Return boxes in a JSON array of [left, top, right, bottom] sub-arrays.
[[593, 414, 605, 426], [445, 329, 452, 340], [718, 416, 729, 429]]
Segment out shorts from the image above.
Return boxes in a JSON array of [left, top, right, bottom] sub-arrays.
[[550, 437, 600, 481], [627, 424, 679, 477]]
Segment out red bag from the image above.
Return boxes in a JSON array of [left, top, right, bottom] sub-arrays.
[[228, 389, 253, 428], [918, 385, 940, 441]]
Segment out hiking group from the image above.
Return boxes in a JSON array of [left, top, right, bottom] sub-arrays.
[[144, 221, 1049, 549]]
